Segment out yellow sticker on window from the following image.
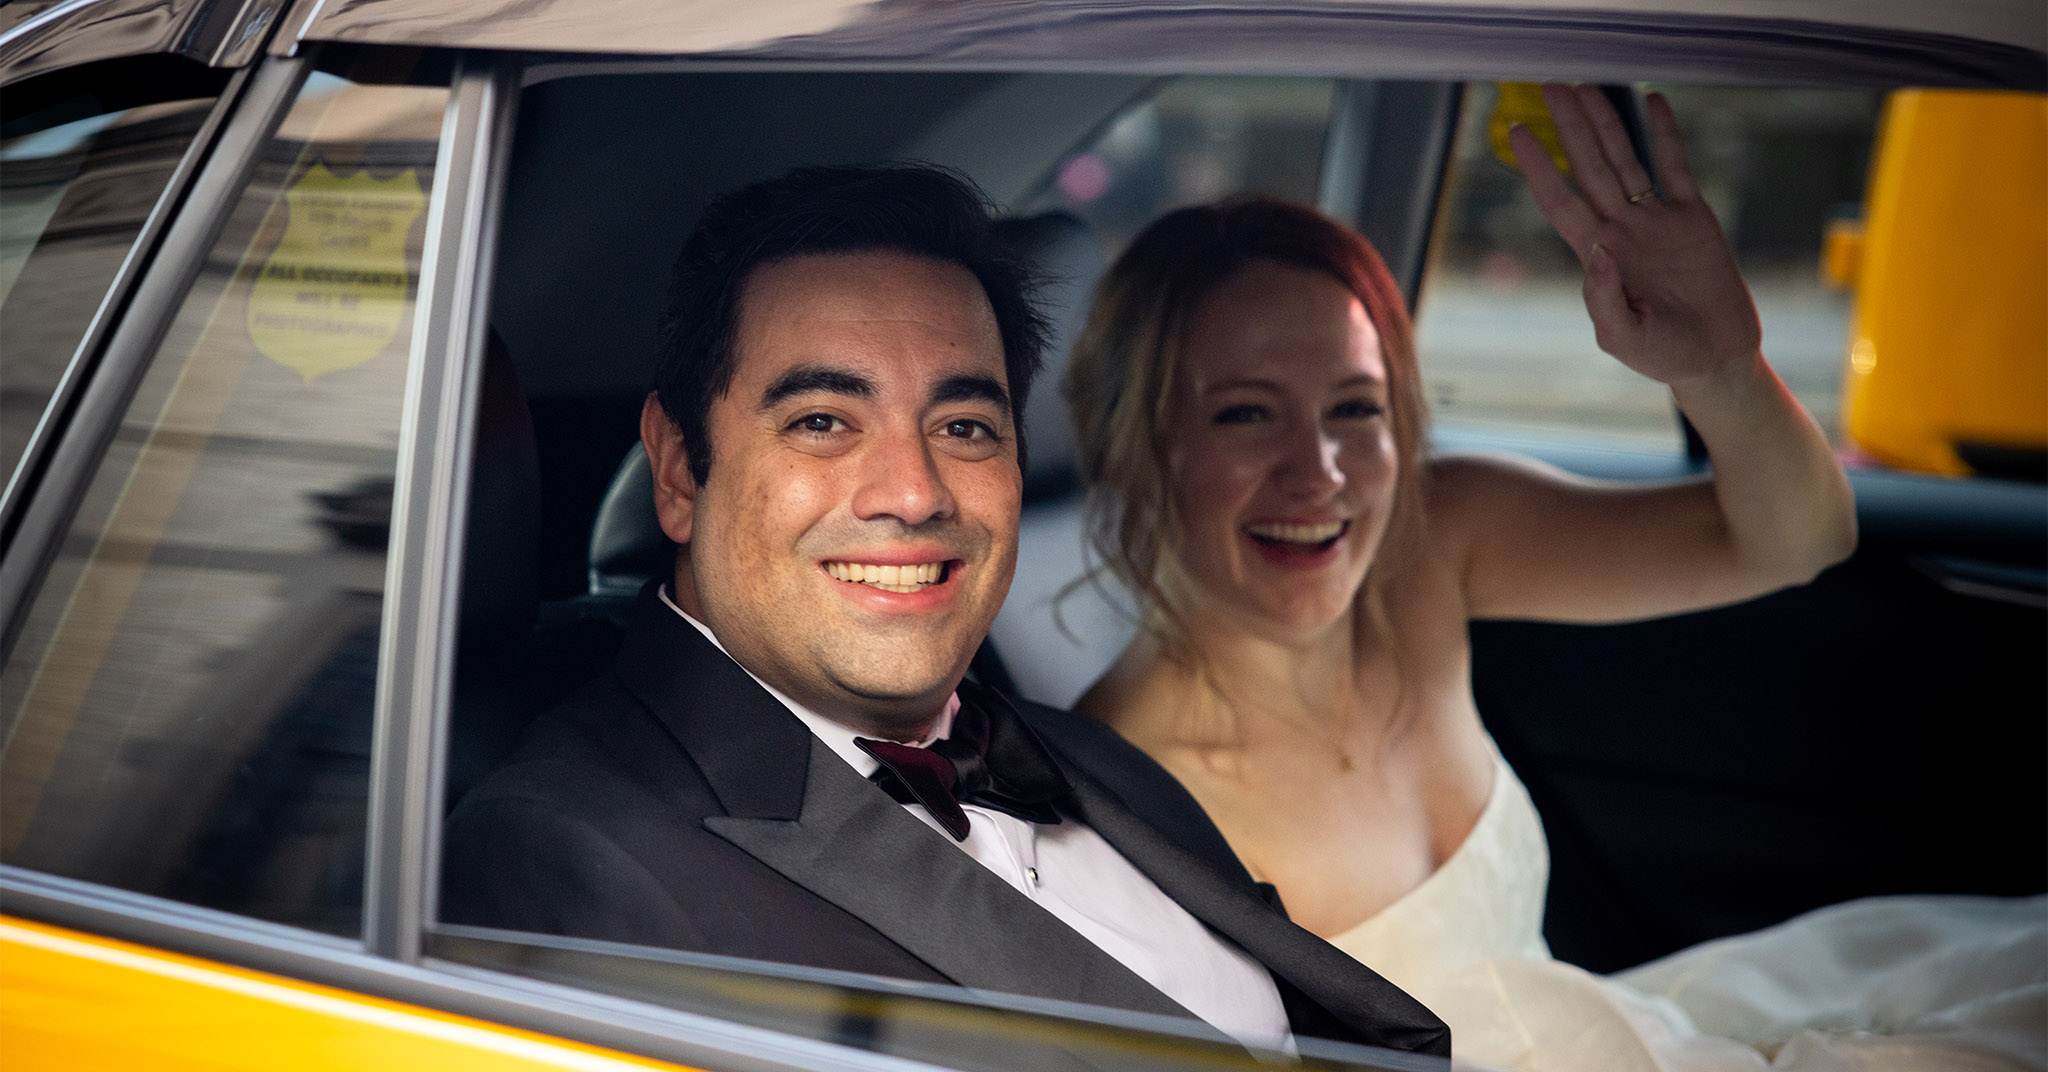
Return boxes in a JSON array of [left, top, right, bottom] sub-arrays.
[[1488, 83, 1570, 174], [247, 163, 425, 381]]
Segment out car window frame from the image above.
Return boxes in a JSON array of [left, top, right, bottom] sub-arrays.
[[0, 37, 512, 965], [404, 35, 2038, 1072]]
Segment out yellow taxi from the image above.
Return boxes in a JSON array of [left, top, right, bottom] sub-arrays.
[[3, 0, 2041, 1067]]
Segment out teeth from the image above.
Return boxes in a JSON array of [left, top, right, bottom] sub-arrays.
[[1245, 521, 1346, 545], [826, 561, 946, 590]]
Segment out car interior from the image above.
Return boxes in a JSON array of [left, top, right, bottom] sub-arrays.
[[449, 65, 2047, 980]]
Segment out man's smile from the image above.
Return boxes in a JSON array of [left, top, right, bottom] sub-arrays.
[[824, 559, 956, 593]]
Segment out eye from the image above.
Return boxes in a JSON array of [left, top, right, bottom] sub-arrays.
[[1214, 404, 1268, 425], [1330, 398, 1385, 420], [942, 419, 996, 441], [788, 413, 846, 434], [934, 416, 1005, 461]]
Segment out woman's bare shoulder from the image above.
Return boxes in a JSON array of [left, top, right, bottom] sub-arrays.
[[1424, 452, 1573, 525], [1416, 453, 1587, 602], [1071, 630, 1172, 730]]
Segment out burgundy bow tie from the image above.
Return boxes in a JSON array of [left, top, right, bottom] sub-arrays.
[[855, 686, 1068, 841]]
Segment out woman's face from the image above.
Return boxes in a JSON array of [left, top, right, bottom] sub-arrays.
[[1161, 258, 1398, 641]]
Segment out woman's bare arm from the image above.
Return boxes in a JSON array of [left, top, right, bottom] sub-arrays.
[[1435, 84, 1854, 624]]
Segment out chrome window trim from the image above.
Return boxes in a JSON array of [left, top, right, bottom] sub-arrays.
[[364, 52, 515, 963], [0, 66, 249, 563], [0, 54, 311, 665], [0, 0, 289, 85], [0, 868, 945, 1072]]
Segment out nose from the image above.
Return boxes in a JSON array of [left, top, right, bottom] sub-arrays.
[[850, 428, 957, 527], [1276, 420, 1346, 499]]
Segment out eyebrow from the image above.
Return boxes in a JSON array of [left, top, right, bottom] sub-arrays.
[[930, 374, 1011, 411], [759, 365, 875, 410]]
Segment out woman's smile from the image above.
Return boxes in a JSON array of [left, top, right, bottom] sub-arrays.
[[1243, 519, 1350, 568]]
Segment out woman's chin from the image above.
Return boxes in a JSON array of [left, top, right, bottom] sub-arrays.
[[1169, 556, 1368, 645]]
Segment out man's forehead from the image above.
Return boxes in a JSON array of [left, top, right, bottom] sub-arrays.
[[756, 364, 1011, 409], [727, 250, 1007, 392]]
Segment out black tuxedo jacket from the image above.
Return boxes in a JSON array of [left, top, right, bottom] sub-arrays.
[[443, 588, 1448, 1056]]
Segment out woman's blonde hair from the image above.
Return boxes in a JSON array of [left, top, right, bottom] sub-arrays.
[[1060, 198, 1430, 657]]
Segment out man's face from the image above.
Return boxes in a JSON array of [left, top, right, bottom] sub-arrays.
[[645, 250, 1021, 737]]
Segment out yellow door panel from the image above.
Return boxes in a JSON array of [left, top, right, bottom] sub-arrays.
[[0, 916, 700, 1071]]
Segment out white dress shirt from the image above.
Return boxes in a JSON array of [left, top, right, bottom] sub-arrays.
[[660, 590, 1293, 1052]]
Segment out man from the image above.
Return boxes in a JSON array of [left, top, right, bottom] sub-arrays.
[[442, 165, 1448, 1057]]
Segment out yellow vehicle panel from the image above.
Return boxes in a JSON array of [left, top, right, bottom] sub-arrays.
[[0, 916, 697, 1071], [1838, 89, 2048, 476]]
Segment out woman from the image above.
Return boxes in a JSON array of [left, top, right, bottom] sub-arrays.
[[1063, 84, 2043, 1069]]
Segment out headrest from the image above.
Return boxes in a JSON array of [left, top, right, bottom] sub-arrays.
[[588, 442, 670, 595], [993, 211, 1105, 502]]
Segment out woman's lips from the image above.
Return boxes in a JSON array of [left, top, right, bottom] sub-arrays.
[[1244, 520, 1348, 548], [1243, 520, 1348, 568]]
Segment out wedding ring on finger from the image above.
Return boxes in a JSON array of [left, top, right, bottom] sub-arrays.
[[1626, 188, 1656, 204]]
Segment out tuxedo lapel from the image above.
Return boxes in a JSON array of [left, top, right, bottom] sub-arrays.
[[706, 738, 1215, 1029], [1057, 765, 1450, 1054], [612, 588, 1210, 1029], [613, 589, 808, 820]]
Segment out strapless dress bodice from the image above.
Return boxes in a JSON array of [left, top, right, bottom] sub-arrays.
[[1315, 737, 2044, 1071], [1324, 737, 1551, 995]]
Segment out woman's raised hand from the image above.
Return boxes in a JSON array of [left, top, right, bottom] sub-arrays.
[[1508, 83, 1761, 387]]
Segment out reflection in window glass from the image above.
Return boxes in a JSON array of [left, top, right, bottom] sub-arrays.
[[1416, 83, 1880, 450], [1024, 77, 1335, 257], [1, 93, 221, 484], [0, 69, 448, 937]]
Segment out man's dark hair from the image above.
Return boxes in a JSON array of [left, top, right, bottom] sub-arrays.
[[654, 164, 1049, 485]]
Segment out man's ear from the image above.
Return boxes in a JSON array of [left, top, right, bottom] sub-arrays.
[[641, 393, 698, 545]]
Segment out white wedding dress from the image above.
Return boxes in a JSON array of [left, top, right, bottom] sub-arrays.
[[1326, 740, 2048, 1071]]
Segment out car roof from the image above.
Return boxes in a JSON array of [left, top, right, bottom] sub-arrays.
[[6, 0, 2040, 91], [278, 0, 2045, 88]]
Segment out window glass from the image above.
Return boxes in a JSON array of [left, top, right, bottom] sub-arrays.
[[0, 63, 448, 937], [1, 72, 224, 486], [1416, 83, 1880, 450], [1022, 76, 1337, 256]]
